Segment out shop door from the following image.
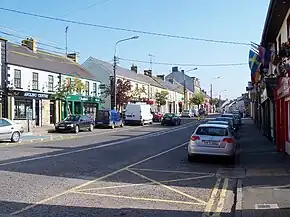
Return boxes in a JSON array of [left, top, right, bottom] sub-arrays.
[[35, 100, 40, 126], [50, 101, 56, 124]]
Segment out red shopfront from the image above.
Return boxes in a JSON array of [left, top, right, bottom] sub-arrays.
[[274, 76, 290, 153]]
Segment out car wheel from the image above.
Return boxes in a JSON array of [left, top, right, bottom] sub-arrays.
[[141, 121, 145, 126], [120, 123, 124, 127], [88, 124, 94, 131], [11, 131, 20, 143], [74, 125, 79, 133]]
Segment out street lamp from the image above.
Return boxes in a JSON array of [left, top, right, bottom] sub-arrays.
[[112, 36, 139, 110], [182, 68, 198, 110], [210, 76, 221, 112]]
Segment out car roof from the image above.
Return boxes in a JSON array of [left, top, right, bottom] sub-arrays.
[[207, 121, 228, 124], [222, 113, 234, 116], [197, 124, 228, 128]]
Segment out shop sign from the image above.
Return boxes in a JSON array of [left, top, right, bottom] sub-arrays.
[[14, 91, 51, 99], [66, 95, 100, 102], [277, 77, 290, 98]]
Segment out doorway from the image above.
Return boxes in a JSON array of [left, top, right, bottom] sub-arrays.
[[50, 100, 56, 124], [35, 100, 40, 126]]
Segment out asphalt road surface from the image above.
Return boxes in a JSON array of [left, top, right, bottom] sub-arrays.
[[0, 116, 236, 217]]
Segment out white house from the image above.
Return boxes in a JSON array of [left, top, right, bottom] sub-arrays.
[[6, 38, 101, 129]]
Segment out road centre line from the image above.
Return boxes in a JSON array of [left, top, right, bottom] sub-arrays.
[[79, 174, 215, 191], [212, 178, 229, 216], [1, 122, 195, 167], [10, 142, 188, 215], [130, 168, 212, 175], [202, 178, 222, 217], [70, 191, 203, 206], [127, 168, 208, 205]]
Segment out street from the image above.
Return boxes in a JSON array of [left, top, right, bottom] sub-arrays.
[[0, 117, 236, 217]]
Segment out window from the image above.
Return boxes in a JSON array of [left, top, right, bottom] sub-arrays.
[[85, 81, 89, 96], [0, 119, 11, 127], [196, 126, 228, 136], [48, 75, 54, 92], [32, 72, 39, 90], [14, 99, 33, 119], [14, 70, 21, 88], [93, 83, 97, 96]]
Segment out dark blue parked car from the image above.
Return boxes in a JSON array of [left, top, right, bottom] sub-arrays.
[[95, 110, 124, 129]]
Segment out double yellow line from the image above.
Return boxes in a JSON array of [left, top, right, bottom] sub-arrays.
[[202, 177, 229, 217]]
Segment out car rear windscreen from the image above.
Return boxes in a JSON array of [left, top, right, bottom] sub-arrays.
[[196, 126, 228, 136], [96, 111, 109, 119], [164, 113, 174, 118], [221, 115, 233, 118]]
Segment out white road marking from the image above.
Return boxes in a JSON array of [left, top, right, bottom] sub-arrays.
[[0, 122, 195, 167]]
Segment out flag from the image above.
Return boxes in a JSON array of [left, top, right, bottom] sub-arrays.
[[249, 49, 261, 84], [251, 42, 266, 65]]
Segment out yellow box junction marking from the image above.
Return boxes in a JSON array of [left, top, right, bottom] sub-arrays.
[[202, 178, 221, 217], [212, 178, 228, 216]]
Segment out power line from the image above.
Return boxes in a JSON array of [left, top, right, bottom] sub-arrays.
[[62, 0, 112, 17], [118, 57, 248, 67], [0, 7, 251, 46]]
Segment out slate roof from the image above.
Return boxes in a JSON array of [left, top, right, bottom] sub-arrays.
[[7, 43, 96, 80], [152, 77, 183, 94], [165, 71, 195, 92], [87, 57, 164, 88]]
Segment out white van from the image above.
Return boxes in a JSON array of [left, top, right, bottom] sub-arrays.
[[125, 103, 153, 125]]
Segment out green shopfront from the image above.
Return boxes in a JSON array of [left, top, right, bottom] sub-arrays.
[[61, 95, 101, 120]]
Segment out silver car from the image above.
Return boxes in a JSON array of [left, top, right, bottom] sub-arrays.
[[0, 118, 23, 142], [207, 120, 235, 134], [188, 124, 236, 163]]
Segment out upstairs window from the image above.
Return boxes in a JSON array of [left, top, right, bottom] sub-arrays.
[[48, 75, 54, 92], [32, 72, 39, 90], [14, 69, 21, 88]]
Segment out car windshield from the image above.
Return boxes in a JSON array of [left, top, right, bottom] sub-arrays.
[[164, 113, 175, 118], [183, 110, 189, 113], [196, 126, 228, 136], [97, 110, 110, 119], [64, 115, 80, 121]]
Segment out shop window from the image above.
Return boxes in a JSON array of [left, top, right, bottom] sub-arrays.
[[85, 81, 89, 96], [14, 99, 33, 119], [14, 69, 21, 88], [32, 72, 39, 90], [93, 83, 97, 97], [48, 75, 54, 92]]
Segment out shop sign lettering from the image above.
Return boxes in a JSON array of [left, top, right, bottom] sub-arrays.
[[23, 92, 49, 99]]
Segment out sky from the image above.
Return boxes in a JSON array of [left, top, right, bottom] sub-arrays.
[[0, 0, 269, 100]]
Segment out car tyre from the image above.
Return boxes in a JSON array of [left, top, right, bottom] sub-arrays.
[[11, 131, 20, 143], [120, 123, 124, 127], [88, 124, 94, 132], [74, 125, 79, 134], [141, 121, 145, 126]]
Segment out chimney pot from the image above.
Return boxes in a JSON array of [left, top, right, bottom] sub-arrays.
[[172, 66, 178, 72], [131, 64, 138, 73], [156, 74, 165, 81], [144, 69, 152, 77], [21, 38, 37, 53]]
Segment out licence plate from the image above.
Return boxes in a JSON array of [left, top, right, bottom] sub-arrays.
[[58, 126, 65, 129], [202, 140, 212, 144], [97, 122, 103, 124]]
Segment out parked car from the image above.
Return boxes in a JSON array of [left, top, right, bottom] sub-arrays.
[[152, 112, 163, 122], [125, 103, 153, 125], [215, 117, 236, 131], [181, 110, 194, 117], [206, 120, 236, 136], [55, 114, 94, 133], [188, 123, 236, 163], [161, 113, 181, 126], [221, 113, 239, 129], [95, 110, 124, 129], [0, 118, 23, 142]]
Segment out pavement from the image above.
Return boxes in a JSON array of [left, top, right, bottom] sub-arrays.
[[235, 118, 290, 217], [0, 114, 239, 217]]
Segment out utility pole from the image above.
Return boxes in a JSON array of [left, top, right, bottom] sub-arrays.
[[182, 70, 186, 110], [210, 84, 213, 113], [65, 26, 68, 55], [112, 55, 117, 110]]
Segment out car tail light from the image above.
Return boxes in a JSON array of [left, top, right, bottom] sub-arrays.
[[222, 138, 234, 143], [191, 136, 200, 141]]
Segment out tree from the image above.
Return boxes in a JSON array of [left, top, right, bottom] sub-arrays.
[[102, 78, 132, 110], [155, 90, 168, 111], [209, 98, 219, 107], [189, 92, 205, 108], [131, 86, 147, 101], [54, 77, 87, 115]]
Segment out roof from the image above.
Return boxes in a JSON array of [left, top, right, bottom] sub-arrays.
[[87, 57, 164, 88], [165, 71, 195, 92], [197, 124, 228, 128], [261, 0, 290, 46], [7, 43, 96, 80], [152, 77, 183, 94]]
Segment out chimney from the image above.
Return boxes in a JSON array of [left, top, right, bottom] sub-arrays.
[[156, 74, 165, 81], [21, 38, 37, 53], [131, 64, 137, 73], [144, 69, 152, 77], [67, 53, 79, 63], [172, 66, 178, 72]]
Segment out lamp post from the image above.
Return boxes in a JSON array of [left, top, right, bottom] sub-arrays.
[[112, 36, 139, 110], [210, 76, 221, 112], [182, 68, 198, 110]]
